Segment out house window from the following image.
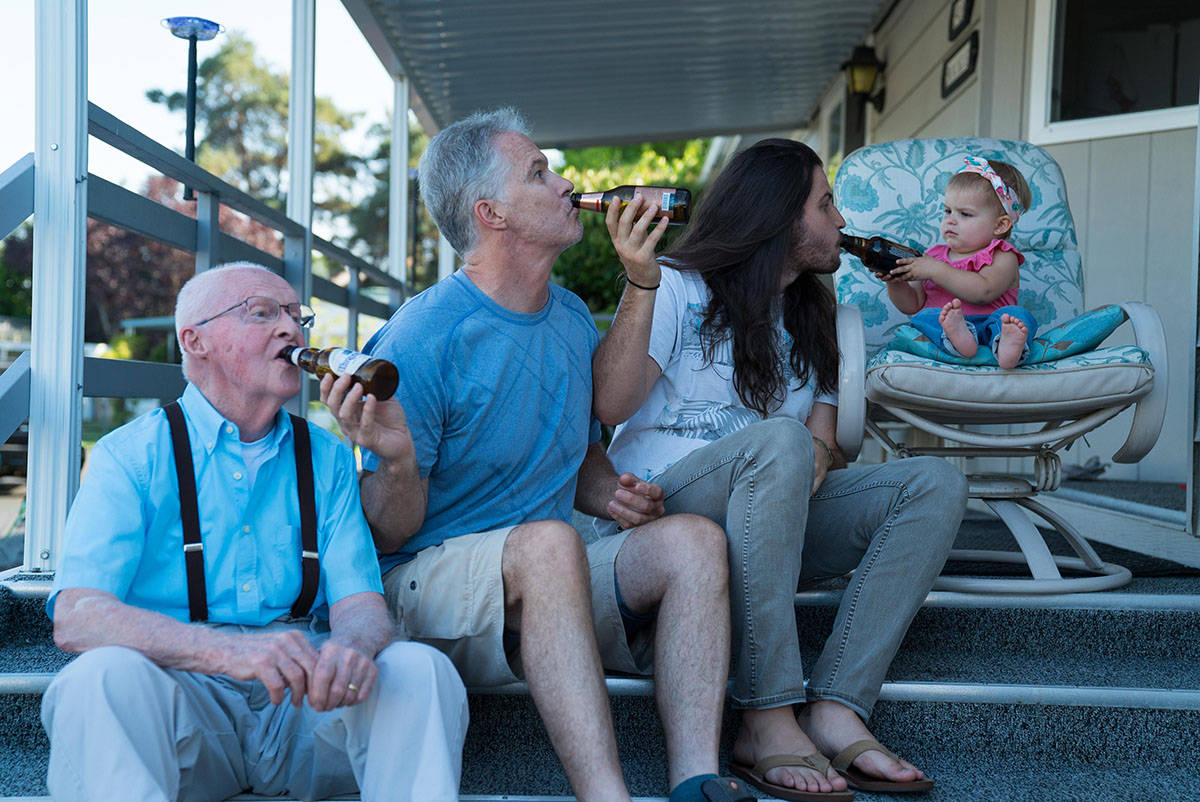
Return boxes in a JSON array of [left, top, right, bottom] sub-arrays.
[[1052, 0, 1200, 122], [1028, 0, 1198, 145]]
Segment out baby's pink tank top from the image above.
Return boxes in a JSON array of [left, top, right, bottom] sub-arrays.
[[921, 239, 1024, 315]]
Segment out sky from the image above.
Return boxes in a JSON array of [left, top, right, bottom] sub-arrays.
[[1, 0, 398, 191]]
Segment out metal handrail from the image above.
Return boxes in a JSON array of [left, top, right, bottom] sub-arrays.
[[0, 352, 31, 446], [87, 103, 305, 239], [0, 153, 34, 240], [86, 105, 403, 296]]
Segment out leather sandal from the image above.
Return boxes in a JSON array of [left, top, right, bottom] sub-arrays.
[[729, 753, 855, 801], [829, 739, 934, 793]]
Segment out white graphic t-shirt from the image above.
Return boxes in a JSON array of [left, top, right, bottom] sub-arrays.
[[606, 265, 838, 481]]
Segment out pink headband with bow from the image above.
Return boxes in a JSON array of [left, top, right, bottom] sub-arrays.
[[957, 155, 1022, 222]]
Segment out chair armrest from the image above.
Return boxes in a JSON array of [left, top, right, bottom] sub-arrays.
[[1112, 302, 1168, 463], [836, 303, 866, 462]]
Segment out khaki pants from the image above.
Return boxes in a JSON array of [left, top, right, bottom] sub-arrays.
[[42, 622, 469, 802]]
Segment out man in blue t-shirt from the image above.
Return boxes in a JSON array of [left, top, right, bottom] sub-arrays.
[[322, 109, 746, 802]]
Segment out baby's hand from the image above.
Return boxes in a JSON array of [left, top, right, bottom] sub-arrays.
[[889, 256, 942, 281]]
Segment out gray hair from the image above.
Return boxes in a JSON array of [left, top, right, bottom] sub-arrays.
[[174, 262, 281, 380], [418, 107, 530, 256]]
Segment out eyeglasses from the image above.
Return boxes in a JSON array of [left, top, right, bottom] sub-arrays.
[[195, 296, 315, 329]]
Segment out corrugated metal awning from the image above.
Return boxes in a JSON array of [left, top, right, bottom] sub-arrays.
[[344, 0, 888, 147]]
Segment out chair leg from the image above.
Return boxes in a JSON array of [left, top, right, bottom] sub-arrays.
[[984, 499, 1062, 579], [933, 493, 1133, 594]]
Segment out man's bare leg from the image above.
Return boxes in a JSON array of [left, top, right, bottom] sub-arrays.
[[614, 513, 728, 790], [503, 520, 631, 802]]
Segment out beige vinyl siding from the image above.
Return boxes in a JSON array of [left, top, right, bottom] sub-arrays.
[[1041, 129, 1197, 483]]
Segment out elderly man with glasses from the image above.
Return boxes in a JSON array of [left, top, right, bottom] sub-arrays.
[[41, 261, 468, 802]]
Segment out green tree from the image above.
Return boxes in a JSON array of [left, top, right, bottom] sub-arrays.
[[0, 224, 33, 319], [553, 139, 710, 314], [344, 119, 441, 292], [146, 32, 364, 228]]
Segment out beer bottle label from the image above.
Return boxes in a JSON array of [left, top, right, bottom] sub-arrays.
[[327, 348, 371, 376]]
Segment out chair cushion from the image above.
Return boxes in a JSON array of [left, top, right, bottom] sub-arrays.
[[886, 304, 1128, 366], [865, 346, 1154, 420]]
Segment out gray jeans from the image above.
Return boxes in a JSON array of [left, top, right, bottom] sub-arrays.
[[587, 418, 965, 719]]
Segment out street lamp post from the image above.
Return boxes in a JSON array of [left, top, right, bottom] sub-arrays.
[[161, 16, 223, 200]]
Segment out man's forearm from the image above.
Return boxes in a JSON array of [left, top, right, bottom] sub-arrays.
[[592, 285, 658, 425], [328, 592, 396, 659], [573, 442, 619, 519], [54, 588, 241, 675], [360, 460, 428, 553]]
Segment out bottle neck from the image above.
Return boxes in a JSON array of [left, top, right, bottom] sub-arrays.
[[571, 192, 603, 212], [280, 345, 306, 366]]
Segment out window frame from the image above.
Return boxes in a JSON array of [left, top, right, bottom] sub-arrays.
[[1027, 0, 1198, 146]]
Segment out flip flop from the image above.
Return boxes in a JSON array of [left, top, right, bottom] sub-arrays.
[[829, 739, 934, 793], [728, 753, 855, 801]]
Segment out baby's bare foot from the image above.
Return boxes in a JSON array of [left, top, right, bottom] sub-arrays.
[[997, 314, 1028, 369], [939, 300, 977, 357]]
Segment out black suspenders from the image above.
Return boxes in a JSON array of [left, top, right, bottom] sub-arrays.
[[164, 401, 320, 622]]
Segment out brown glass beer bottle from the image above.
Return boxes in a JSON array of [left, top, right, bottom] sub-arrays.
[[281, 346, 399, 401], [570, 185, 691, 225], [840, 234, 922, 273]]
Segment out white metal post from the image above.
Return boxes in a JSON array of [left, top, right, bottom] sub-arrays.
[[27, 0, 88, 572], [286, 0, 315, 414], [438, 233, 456, 280], [389, 75, 410, 305], [1190, 94, 1200, 537]]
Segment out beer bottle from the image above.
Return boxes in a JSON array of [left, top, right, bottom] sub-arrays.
[[281, 346, 399, 401], [840, 234, 922, 273], [570, 185, 691, 225]]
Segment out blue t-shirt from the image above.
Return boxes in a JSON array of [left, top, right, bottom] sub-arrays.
[[362, 271, 601, 574], [50, 384, 384, 624]]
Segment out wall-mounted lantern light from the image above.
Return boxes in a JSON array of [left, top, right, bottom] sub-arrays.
[[841, 45, 886, 113]]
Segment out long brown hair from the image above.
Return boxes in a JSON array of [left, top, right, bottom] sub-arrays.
[[666, 139, 838, 415]]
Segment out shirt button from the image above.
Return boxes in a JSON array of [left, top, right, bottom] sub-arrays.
[[207, 442, 214, 450], [243, 525, 250, 533], [233, 472, 243, 480], [409, 580, 417, 590], [241, 583, 251, 592], [226, 425, 234, 435]]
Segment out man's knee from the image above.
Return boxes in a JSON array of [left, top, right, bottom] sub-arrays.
[[901, 456, 968, 503], [664, 514, 727, 571], [49, 646, 160, 700], [503, 519, 587, 584], [44, 646, 169, 734], [376, 641, 466, 701], [734, 417, 814, 478]]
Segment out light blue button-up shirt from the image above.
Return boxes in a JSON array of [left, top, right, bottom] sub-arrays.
[[49, 384, 383, 624]]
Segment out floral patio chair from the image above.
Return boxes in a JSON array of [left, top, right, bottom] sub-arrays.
[[833, 137, 1167, 593]]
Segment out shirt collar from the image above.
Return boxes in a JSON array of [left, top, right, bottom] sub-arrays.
[[178, 384, 292, 454]]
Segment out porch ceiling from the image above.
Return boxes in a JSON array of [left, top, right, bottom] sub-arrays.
[[344, 0, 888, 148]]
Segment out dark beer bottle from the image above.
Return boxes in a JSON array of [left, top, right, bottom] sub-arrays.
[[281, 346, 399, 401], [840, 234, 922, 273], [570, 185, 691, 225]]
